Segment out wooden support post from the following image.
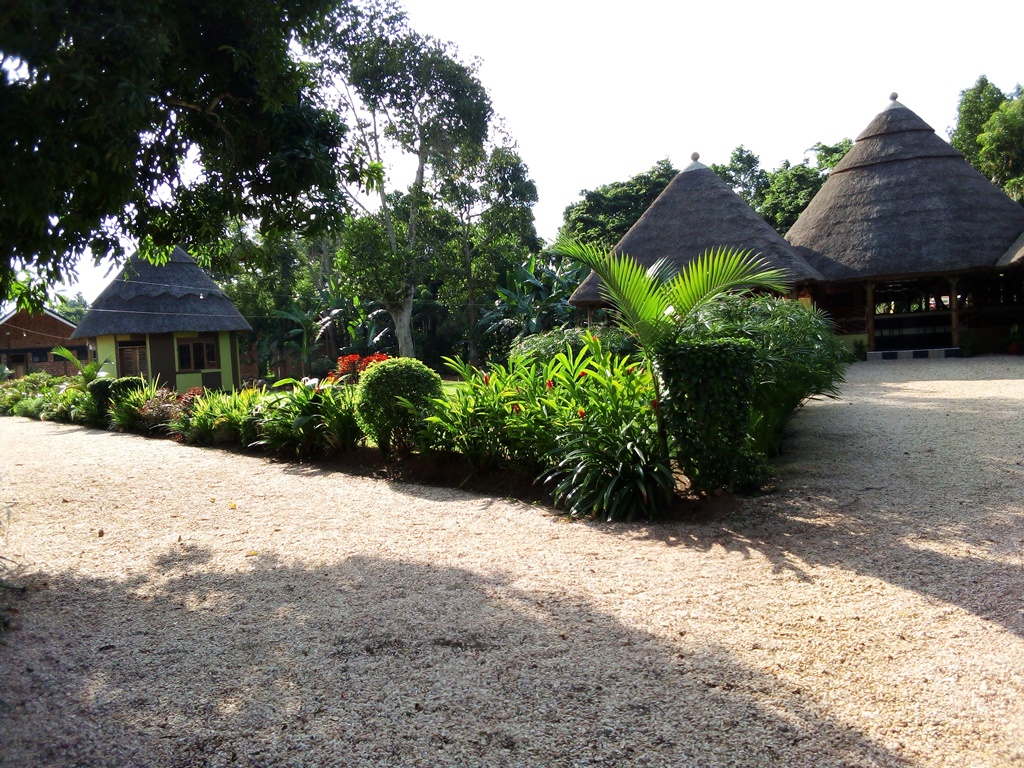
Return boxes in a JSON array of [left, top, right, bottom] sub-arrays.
[[949, 276, 959, 348], [866, 282, 876, 352]]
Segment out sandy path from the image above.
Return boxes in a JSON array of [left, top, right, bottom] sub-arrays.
[[1, 357, 1022, 767]]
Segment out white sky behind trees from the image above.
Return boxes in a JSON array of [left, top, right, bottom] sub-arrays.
[[64, 0, 1024, 302]]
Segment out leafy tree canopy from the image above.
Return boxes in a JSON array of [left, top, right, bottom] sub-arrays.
[[1, 0, 369, 308], [710, 147, 769, 211], [949, 76, 1010, 170], [560, 159, 678, 250], [979, 96, 1024, 204]]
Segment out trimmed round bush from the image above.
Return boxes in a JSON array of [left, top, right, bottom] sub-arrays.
[[355, 358, 442, 457]]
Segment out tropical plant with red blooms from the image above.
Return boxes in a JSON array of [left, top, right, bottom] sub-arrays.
[[336, 353, 390, 382]]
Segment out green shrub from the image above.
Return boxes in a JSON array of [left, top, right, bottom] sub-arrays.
[[108, 379, 160, 433], [255, 380, 362, 458], [510, 326, 637, 362], [685, 295, 852, 457], [41, 386, 99, 425], [87, 377, 114, 418], [656, 337, 759, 495], [540, 337, 669, 521], [356, 358, 442, 457], [108, 376, 147, 404], [12, 395, 45, 420], [172, 387, 268, 446], [135, 388, 183, 433]]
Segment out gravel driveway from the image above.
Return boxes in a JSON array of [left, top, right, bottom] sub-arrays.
[[1, 357, 1022, 767]]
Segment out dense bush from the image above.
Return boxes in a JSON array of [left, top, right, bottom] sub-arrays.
[[684, 296, 852, 456], [87, 377, 114, 418], [656, 338, 765, 494], [429, 334, 668, 521], [108, 376, 147, 404], [356, 358, 442, 457], [172, 387, 268, 447], [41, 386, 99, 425], [255, 379, 361, 458], [510, 326, 637, 362], [108, 379, 161, 433]]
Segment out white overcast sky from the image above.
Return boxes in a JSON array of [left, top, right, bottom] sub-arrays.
[[64, 0, 1023, 301]]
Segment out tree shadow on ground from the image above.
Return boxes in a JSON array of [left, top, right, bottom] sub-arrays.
[[1, 548, 912, 768], [603, 384, 1024, 639]]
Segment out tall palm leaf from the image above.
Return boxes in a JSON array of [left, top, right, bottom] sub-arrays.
[[551, 238, 792, 464]]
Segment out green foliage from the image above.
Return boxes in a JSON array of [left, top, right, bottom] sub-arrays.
[[108, 377, 147, 404], [256, 380, 362, 458], [427, 335, 667, 520], [356, 358, 442, 456], [0, 372, 58, 415], [12, 394, 46, 420], [711, 147, 770, 210], [712, 141, 851, 234], [560, 159, 678, 250], [41, 386, 99, 425], [540, 340, 669, 521], [87, 378, 114, 420], [950, 75, 1010, 170], [108, 379, 161, 433], [656, 339, 762, 494], [979, 97, 1024, 203], [685, 296, 852, 458], [1, 0, 360, 308], [510, 327, 637, 363]]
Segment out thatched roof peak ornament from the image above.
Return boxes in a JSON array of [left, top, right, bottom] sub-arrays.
[[682, 152, 708, 172]]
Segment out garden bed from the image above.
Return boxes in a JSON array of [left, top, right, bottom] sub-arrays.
[[1, 357, 1023, 767]]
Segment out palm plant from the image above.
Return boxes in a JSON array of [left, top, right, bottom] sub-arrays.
[[550, 239, 790, 462], [51, 346, 110, 388]]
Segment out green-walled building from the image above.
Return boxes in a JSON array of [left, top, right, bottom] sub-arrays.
[[71, 247, 251, 391]]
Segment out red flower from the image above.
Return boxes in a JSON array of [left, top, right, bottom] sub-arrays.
[[545, 379, 554, 390], [512, 404, 520, 414], [651, 398, 660, 412], [483, 374, 490, 386], [578, 408, 585, 418], [578, 371, 587, 378]]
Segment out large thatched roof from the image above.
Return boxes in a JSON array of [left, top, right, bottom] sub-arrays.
[[569, 157, 823, 307], [786, 95, 1024, 282], [71, 247, 251, 338]]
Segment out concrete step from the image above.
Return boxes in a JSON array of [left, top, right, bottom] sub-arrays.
[[866, 348, 962, 360]]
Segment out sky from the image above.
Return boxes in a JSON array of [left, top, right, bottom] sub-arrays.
[[62, 0, 1024, 302]]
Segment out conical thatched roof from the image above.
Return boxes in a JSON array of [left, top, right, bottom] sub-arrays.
[[71, 247, 251, 338], [786, 95, 1024, 282], [569, 157, 823, 307]]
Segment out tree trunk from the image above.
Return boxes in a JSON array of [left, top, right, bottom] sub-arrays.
[[390, 287, 417, 358], [465, 238, 479, 367]]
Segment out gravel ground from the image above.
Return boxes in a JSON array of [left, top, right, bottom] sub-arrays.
[[1, 357, 1022, 768]]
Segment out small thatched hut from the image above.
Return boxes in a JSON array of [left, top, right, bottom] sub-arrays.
[[788, 94, 1024, 353], [72, 247, 251, 390], [569, 154, 824, 315]]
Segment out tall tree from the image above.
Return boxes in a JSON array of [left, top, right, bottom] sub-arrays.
[[320, 7, 492, 356], [560, 159, 678, 250], [710, 147, 769, 211], [949, 76, 1008, 171], [435, 143, 539, 365], [979, 97, 1024, 204], [1, 0, 368, 308]]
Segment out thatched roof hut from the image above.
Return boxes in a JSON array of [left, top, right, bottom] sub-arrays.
[[787, 95, 1024, 281], [569, 155, 824, 307], [71, 247, 251, 339]]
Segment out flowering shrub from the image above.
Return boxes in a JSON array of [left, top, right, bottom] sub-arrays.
[[336, 353, 390, 382]]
